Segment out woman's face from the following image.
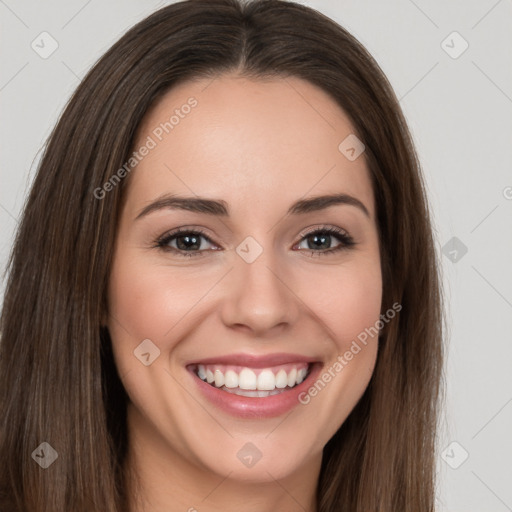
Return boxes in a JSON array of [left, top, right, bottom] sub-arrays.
[[107, 74, 382, 484]]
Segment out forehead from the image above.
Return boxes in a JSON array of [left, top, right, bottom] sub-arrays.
[[126, 74, 375, 221]]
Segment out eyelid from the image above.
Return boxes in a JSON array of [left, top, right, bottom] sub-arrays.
[[155, 224, 355, 256], [155, 226, 218, 250], [292, 225, 356, 254], [296, 224, 350, 240]]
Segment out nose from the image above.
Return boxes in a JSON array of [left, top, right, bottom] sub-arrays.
[[219, 247, 300, 337]]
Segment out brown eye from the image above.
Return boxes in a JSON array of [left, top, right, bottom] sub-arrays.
[[295, 227, 355, 256], [156, 228, 217, 257]]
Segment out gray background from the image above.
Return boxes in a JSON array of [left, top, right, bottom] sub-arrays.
[[1, 0, 511, 510]]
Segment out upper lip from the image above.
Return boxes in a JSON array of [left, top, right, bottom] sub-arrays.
[[186, 352, 319, 368]]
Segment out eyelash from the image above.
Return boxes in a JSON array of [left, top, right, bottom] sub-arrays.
[[154, 226, 356, 258]]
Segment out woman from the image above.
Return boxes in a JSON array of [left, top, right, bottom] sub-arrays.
[[0, 0, 444, 510]]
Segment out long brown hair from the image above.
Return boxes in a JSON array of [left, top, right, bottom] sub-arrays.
[[0, 0, 444, 510]]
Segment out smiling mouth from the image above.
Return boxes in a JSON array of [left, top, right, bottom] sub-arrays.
[[190, 362, 312, 397]]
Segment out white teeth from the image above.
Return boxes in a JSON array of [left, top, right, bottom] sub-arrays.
[[222, 387, 283, 397], [287, 368, 297, 387], [214, 369, 224, 387], [224, 370, 238, 389], [238, 368, 257, 390], [296, 368, 307, 384], [195, 364, 311, 392], [257, 369, 276, 391], [275, 369, 288, 389]]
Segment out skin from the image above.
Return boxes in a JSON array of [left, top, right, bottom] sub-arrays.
[[106, 74, 382, 512]]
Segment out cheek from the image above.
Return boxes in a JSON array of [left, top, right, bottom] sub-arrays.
[[308, 259, 382, 349], [107, 255, 192, 369], [288, 259, 381, 452]]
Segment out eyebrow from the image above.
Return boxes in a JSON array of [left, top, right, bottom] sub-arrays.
[[135, 192, 370, 220]]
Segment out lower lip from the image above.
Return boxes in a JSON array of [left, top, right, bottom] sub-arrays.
[[188, 363, 322, 419]]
